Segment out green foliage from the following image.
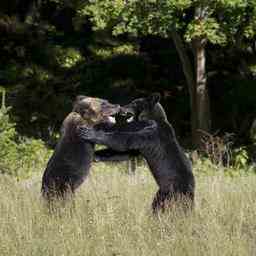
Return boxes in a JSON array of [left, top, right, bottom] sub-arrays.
[[85, 0, 183, 37], [192, 133, 255, 176], [214, 0, 256, 43], [232, 146, 249, 169], [0, 107, 51, 178], [0, 107, 19, 173], [85, 0, 256, 47], [52, 46, 83, 68], [193, 154, 255, 177], [91, 43, 137, 59], [185, 18, 227, 45]]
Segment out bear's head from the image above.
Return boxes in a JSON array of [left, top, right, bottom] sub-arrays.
[[72, 95, 120, 127], [119, 93, 161, 122], [62, 96, 120, 141]]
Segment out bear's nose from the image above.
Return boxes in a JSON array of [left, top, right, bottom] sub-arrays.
[[103, 104, 121, 116]]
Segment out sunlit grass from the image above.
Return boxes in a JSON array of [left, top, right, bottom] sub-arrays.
[[0, 162, 256, 256]]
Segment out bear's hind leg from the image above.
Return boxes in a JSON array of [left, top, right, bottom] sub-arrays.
[[152, 189, 191, 214], [152, 189, 172, 214]]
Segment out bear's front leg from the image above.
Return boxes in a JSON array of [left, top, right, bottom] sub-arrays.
[[77, 125, 98, 142], [78, 120, 158, 152]]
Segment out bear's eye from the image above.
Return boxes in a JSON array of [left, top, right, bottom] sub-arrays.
[[101, 101, 107, 107]]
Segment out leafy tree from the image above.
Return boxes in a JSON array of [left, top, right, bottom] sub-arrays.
[[83, 0, 256, 147]]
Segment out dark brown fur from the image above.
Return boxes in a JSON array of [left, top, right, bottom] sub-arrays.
[[41, 96, 120, 202]]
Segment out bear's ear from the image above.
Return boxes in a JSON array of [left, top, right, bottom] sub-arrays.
[[75, 95, 87, 102], [149, 93, 161, 104], [73, 95, 88, 111]]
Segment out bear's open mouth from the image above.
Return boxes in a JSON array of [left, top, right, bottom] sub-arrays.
[[105, 108, 134, 125], [107, 115, 117, 124], [108, 107, 135, 125], [115, 112, 134, 123], [114, 107, 134, 125]]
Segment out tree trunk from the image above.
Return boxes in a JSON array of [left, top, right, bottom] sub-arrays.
[[171, 3, 211, 148], [171, 31, 211, 147], [193, 39, 211, 147], [193, 4, 211, 147], [171, 30, 198, 145]]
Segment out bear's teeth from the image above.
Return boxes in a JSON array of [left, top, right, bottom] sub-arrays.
[[107, 116, 116, 123], [127, 116, 134, 123]]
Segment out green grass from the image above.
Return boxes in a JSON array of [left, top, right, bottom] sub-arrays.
[[0, 163, 256, 256]]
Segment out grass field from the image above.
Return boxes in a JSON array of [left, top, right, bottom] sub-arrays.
[[0, 162, 256, 256]]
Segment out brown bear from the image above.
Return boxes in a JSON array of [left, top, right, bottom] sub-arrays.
[[41, 96, 120, 202]]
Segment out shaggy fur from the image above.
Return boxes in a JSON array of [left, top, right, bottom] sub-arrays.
[[41, 96, 120, 201], [79, 94, 195, 213]]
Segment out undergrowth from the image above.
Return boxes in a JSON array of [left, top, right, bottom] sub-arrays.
[[0, 107, 51, 178]]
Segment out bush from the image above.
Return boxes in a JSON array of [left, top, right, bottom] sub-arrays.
[[0, 107, 51, 179]]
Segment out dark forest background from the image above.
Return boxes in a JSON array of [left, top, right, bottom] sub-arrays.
[[1, 0, 256, 159]]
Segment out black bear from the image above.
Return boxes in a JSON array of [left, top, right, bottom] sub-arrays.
[[79, 94, 195, 213], [41, 96, 120, 202], [94, 94, 168, 165]]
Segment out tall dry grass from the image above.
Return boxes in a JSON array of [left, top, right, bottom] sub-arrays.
[[0, 163, 256, 256]]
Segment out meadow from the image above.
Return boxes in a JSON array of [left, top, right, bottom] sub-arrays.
[[0, 162, 256, 256]]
